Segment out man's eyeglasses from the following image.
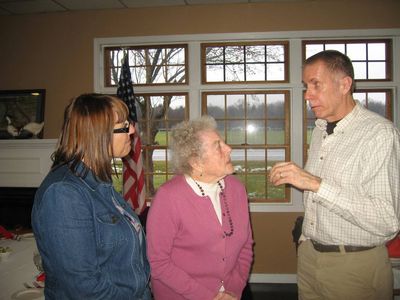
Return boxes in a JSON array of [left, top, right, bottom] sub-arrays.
[[113, 120, 131, 134]]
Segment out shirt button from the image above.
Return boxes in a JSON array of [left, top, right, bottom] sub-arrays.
[[320, 156, 323, 160], [310, 222, 314, 226], [222, 258, 225, 261]]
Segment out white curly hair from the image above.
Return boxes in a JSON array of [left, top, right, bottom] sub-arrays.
[[170, 115, 217, 175]]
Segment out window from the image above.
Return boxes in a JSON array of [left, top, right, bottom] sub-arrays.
[[105, 45, 190, 200], [203, 91, 290, 203], [112, 93, 189, 200], [303, 39, 392, 81], [303, 89, 394, 163], [353, 90, 393, 120], [202, 42, 289, 83], [104, 45, 188, 87], [136, 93, 189, 197]]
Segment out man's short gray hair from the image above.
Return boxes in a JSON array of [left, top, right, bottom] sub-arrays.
[[170, 115, 217, 175]]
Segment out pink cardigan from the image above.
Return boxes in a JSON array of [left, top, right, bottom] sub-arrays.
[[147, 175, 254, 300]]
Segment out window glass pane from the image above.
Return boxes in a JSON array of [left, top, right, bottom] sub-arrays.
[[247, 94, 265, 118], [353, 92, 367, 106], [267, 94, 285, 118], [168, 47, 186, 64], [267, 120, 285, 144], [306, 103, 314, 118], [167, 96, 186, 120], [232, 149, 245, 173], [368, 62, 386, 79], [266, 63, 285, 80], [207, 95, 225, 118], [267, 148, 285, 199], [226, 64, 245, 81], [227, 94, 244, 118], [154, 121, 166, 146], [206, 46, 224, 63], [325, 44, 345, 52], [347, 43, 366, 60], [167, 66, 185, 82], [368, 43, 386, 60], [246, 45, 265, 62], [247, 121, 265, 144], [206, 65, 224, 82], [227, 120, 245, 144], [266, 45, 285, 62], [306, 120, 314, 144], [353, 62, 367, 79], [133, 67, 146, 84], [247, 174, 267, 199], [153, 150, 167, 173], [367, 92, 386, 116], [225, 46, 244, 63], [305, 44, 324, 58], [153, 174, 167, 190], [216, 120, 225, 139], [153, 66, 167, 83], [246, 63, 265, 81]]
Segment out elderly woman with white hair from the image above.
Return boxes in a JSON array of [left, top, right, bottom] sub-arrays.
[[147, 115, 254, 300]]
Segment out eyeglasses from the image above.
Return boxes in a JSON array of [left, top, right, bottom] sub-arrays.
[[113, 120, 131, 134]]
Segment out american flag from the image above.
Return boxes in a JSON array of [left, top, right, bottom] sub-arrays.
[[117, 54, 146, 215]]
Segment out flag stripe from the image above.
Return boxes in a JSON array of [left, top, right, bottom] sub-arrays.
[[117, 54, 146, 214]]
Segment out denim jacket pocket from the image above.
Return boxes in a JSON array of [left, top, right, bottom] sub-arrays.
[[96, 212, 126, 249]]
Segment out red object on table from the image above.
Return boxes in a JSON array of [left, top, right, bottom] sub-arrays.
[[36, 272, 46, 282], [0, 225, 14, 239], [387, 235, 400, 258]]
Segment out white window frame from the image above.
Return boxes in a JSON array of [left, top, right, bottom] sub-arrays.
[[94, 28, 400, 213]]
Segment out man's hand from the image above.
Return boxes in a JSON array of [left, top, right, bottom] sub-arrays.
[[269, 161, 321, 193], [213, 291, 238, 300]]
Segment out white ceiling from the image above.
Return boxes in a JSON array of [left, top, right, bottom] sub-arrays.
[[0, 0, 307, 16]]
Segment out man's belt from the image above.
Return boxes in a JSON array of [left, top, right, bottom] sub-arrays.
[[311, 240, 375, 253]]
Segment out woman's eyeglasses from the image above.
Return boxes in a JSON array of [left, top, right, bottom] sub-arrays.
[[113, 120, 131, 134]]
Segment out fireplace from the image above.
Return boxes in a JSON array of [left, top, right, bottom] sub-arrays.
[[0, 187, 37, 229], [0, 139, 56, 230]]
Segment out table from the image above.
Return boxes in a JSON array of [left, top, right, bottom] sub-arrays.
[[0, 234, 44, 300]]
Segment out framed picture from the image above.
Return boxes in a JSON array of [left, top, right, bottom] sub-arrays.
[[0, 89, 45, 139]]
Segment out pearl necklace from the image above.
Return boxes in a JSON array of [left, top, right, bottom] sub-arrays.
[[193, 179, 234, 237]]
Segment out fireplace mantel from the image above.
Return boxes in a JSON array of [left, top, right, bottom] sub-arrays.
[[0, 139, 57, 187]]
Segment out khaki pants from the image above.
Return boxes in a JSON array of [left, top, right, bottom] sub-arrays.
[[298, 239, 393, 300]]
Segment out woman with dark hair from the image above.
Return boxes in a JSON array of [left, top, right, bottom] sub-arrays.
[[147, 115, 254, 300], [31, 93, 151, 299]]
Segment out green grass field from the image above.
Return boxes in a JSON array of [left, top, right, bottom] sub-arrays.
[[113, 161, 285, 201], [113, 129, 288, 201]]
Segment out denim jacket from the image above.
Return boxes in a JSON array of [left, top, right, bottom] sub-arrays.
[[31, 163, 151, 299]]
